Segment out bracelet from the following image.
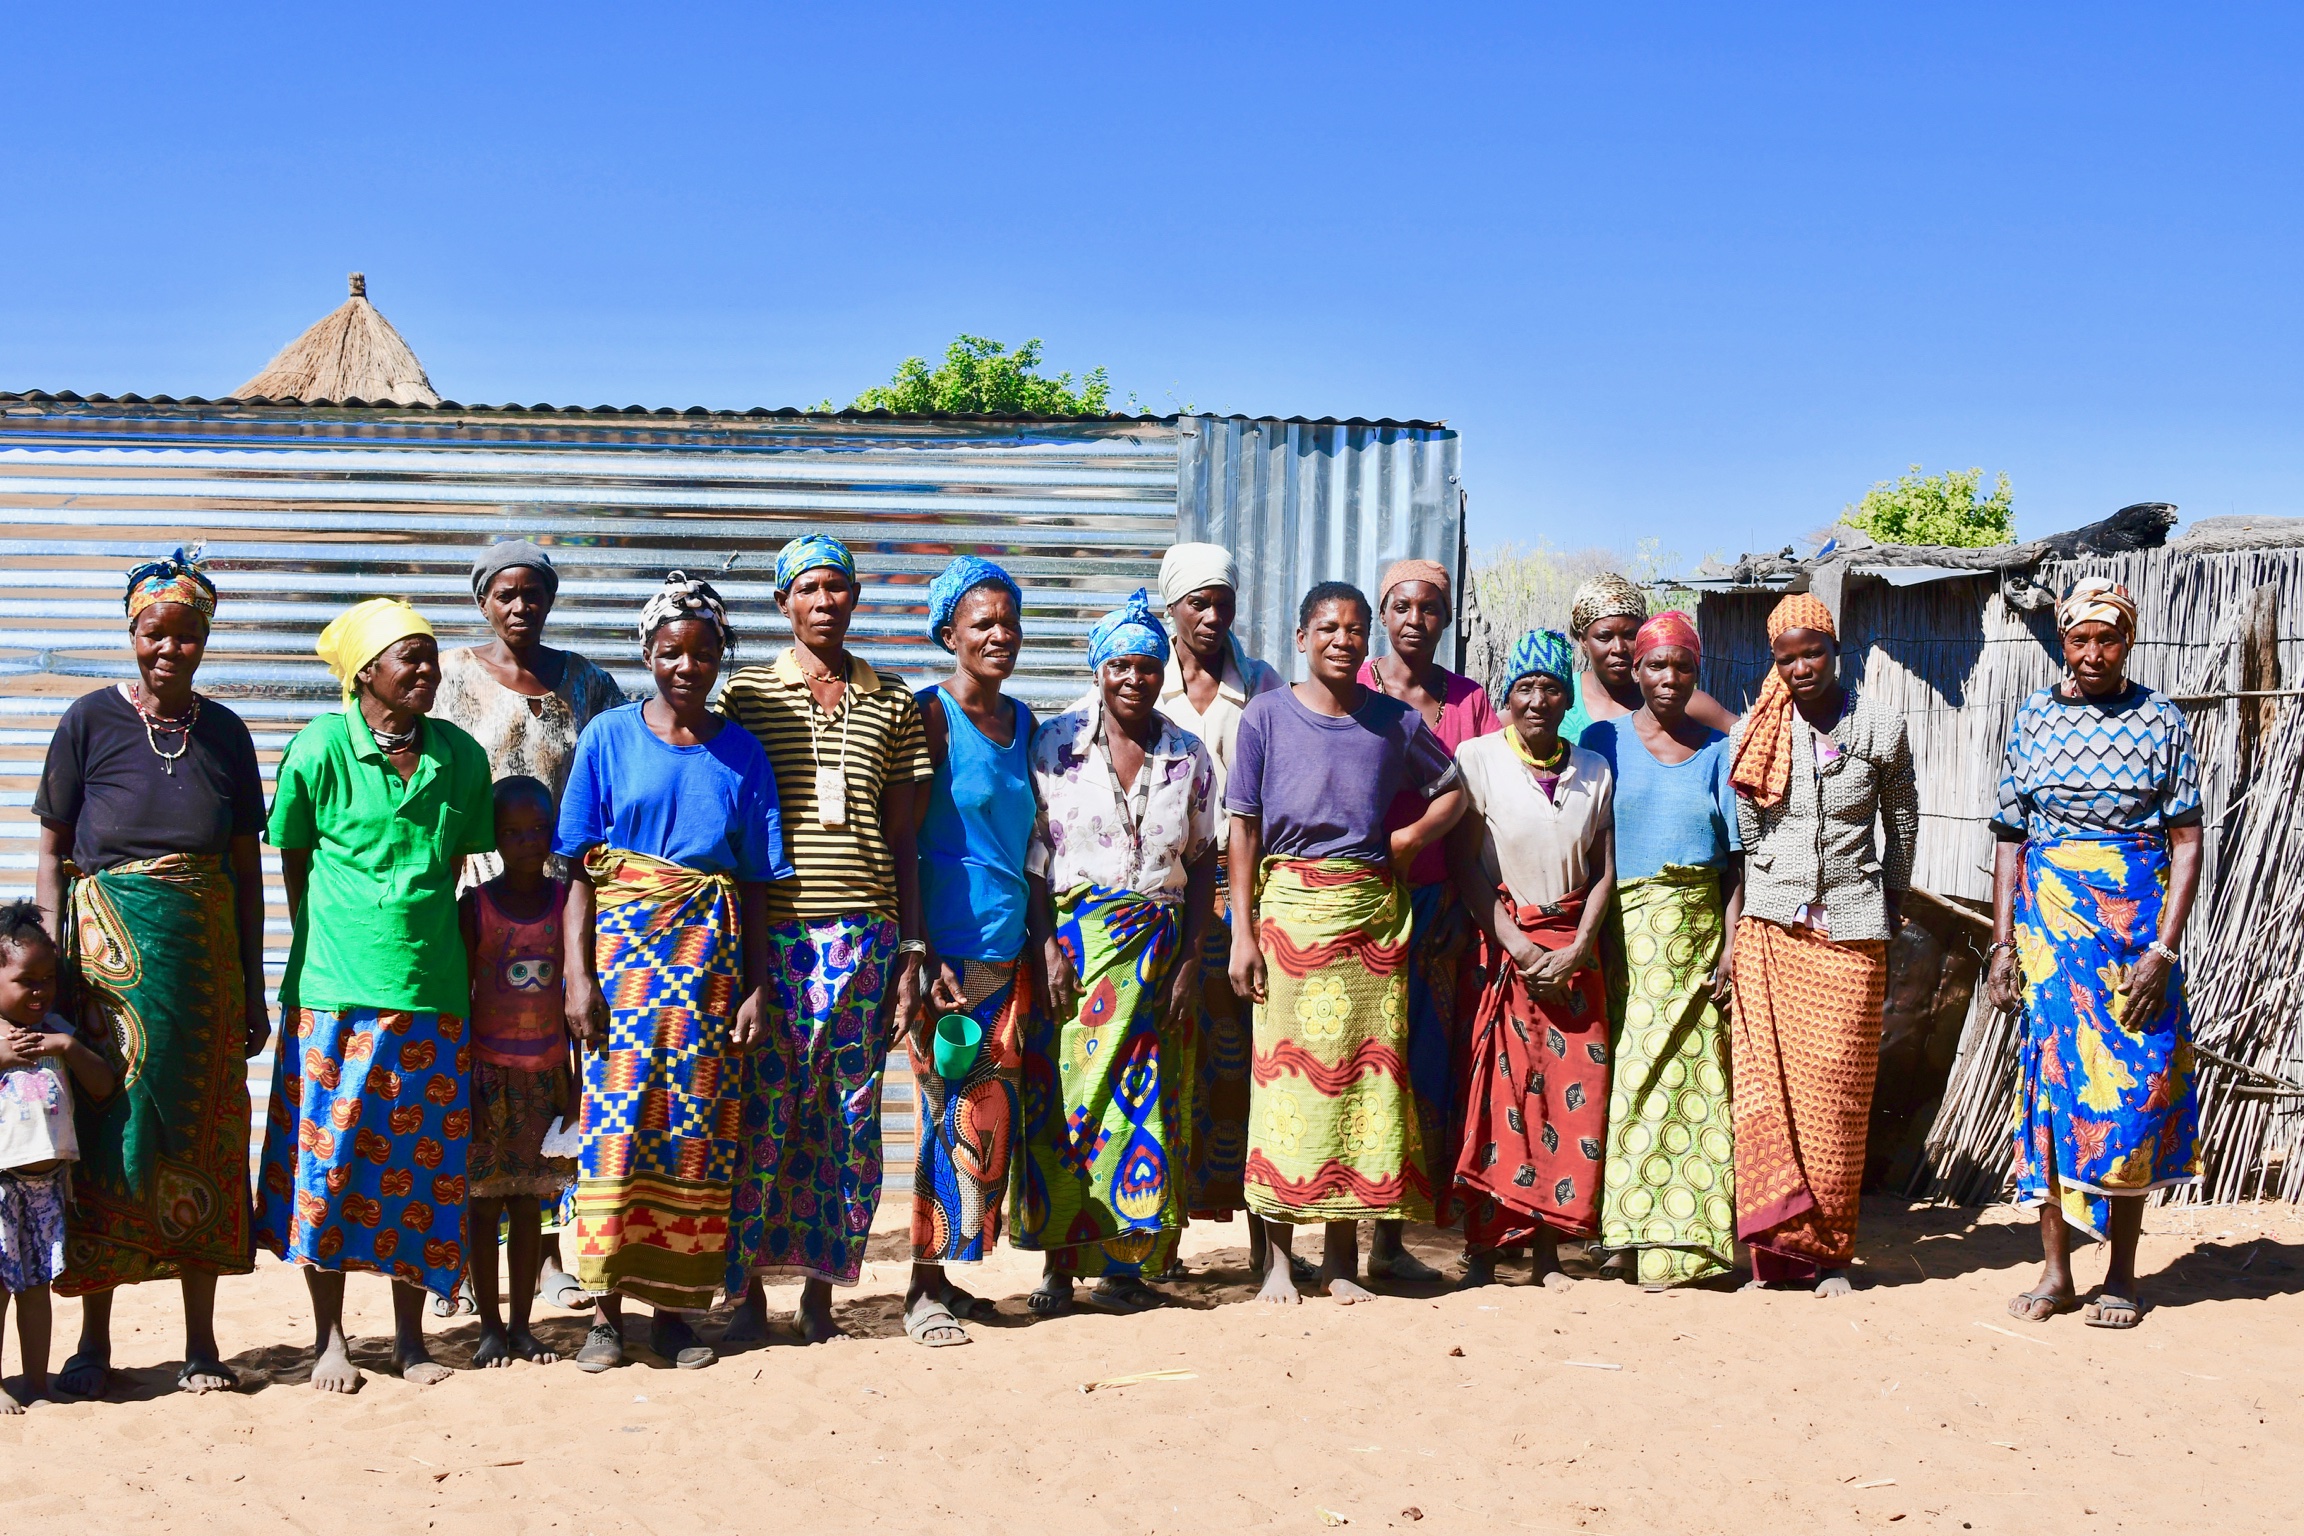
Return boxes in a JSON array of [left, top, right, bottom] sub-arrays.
[[1985, 940, 2017, 958], [2148, 940, 2180, 964]]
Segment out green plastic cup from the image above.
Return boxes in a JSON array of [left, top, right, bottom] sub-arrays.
[[932, 1012, 983, 1080]]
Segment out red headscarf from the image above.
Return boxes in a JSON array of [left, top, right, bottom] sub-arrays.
[[1632, 609, 1700, 661]]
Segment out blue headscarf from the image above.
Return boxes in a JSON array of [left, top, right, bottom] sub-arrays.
[[775, 533, 856, 594], [926, 556, 1023, 651], [1506, 628, 1576, 690], [1087, 588, 1170, 671]]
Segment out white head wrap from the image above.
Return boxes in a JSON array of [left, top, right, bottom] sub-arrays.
[[1159, 542, 1239, 607]]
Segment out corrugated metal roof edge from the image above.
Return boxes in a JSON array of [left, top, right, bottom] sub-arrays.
[[0, 391, 1449, 433]]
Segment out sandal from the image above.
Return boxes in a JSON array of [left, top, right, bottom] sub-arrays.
[[1027, 1276, 1073, 1316], [2084, 1293, 2144, 1329], [1086, 1278, 1164, 1314], [574, 1324, 626, 1373], [1366, 1252, 1443, 1283], [904, 1297, 971, 1347], [2006, 1286, 2079, 1323], [649, 1315, 716, 1369], [539, 1271, 593, 1311], [176, 1357, 242, 1393]]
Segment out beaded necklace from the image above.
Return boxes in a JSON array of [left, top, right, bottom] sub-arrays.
[[125, 682, 200, 776]]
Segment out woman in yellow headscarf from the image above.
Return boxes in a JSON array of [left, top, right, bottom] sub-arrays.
[[254, 598, 496, 1392]]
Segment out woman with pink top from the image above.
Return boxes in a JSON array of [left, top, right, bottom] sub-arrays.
[[1357, 558, 1501, 1282]]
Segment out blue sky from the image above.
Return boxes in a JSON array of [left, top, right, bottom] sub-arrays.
[[4, 5, 2299, 564]]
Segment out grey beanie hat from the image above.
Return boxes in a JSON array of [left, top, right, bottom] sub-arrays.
[[470, 539, 560, 603]]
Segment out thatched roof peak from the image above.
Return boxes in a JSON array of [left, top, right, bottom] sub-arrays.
[[234, 273, 440, 406]]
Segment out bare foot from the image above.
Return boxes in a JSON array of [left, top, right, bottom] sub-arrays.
[[472, 1322, 513, 1369], [1738, 1279, 1773, 1293], [793, 1293, 845, 1345], [1540, 1269, 1578, 1293], [1814, 1271, 1855, 1299], [1325, 1276, 1374, 1304], [394, 1344, 453, 1386], [1456, 1253, 1497, 1290], [721, 1287, 771, 1347], [0, 1385, 24, 1414], [509, 1327, 557, 1363], [1367, 1251, 1443, 1283], [310, 1334, 363, 1394], [1256, 1260, 1302, 1307]]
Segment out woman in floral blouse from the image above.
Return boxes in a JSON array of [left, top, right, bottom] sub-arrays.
[[1014, 590, 1218, 1315]]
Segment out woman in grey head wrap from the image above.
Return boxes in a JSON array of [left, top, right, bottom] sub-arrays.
[[1561, 573, 1737, 743], [433, 538, 626, 1314]]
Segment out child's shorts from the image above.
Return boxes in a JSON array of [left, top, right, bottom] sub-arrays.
[[468, 1061, 578, 1201], [0, 1164, 69, 1293]]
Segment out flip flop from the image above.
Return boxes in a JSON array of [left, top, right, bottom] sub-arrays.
[[904, 1298, 971, 1347], [2084, 1293, 2144, 1329], [52, 1351, 111, 1399], [1366, 1253, 1443, 1283], [2006, 1286, 2080, 1323], [1086, 1278, 1164, 1314], [1027, 1278, 1074, 1316]]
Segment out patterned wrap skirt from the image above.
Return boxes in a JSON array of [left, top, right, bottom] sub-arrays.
[[1244, 858, 1430, 1225], [1186, 867, 1251, 1220], [1730, 916, 1887, 1273], [254, 1006, 471, 1300], [0, 1165, 70, 1294], [470, 1059, 578, 1201], [911, 956, 1027, 1265], [1447, 889, 1610, 1247], [1404, 879, 1476, 1213], [1596, 865, 1736, 1286], [570, 848, 743, 1312], [1013, 885, 1189, 1277], [58, 853, 255, 1294], [2011, 831, 2201, 1241], [730, 911, 898, 1288]]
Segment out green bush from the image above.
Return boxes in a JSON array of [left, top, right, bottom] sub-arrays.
[[1844, 465, 2015, 548]]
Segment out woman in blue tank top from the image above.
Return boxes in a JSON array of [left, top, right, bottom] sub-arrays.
[[906, 557, 1037, 1346]]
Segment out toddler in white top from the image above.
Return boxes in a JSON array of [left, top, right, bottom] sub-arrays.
[[0, 902, 114, 1411]]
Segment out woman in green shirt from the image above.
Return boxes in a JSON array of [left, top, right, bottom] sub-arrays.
[[254, 598, 495, 1394]]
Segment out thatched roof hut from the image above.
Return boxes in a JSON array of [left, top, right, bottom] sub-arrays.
[[1686, 508, 2304, 1209], [234, 273, 440, 405]]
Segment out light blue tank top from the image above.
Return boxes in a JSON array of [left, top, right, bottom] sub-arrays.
[[917, 687, 1036, 963], [1578, 715, 1742, 881]]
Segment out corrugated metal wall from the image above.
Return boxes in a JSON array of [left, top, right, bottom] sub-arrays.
[[0, 398, 1185, 1188], [1175, 415, 1464, 673]]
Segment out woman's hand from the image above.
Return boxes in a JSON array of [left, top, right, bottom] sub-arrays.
[[1709, 943, 1736, 1006], [729, 984, 767, 1052], [1161, 945, 1198, 1035], [1228, 929, 1267, 1006], [1518, 937, 1586, 998], [242, 993, 271, 1060], [889, 952, 927, 1050], [1386, 826, 1421, 888], [1043, 935, 1080, 1022], [564, 969, 606, 1048], [1985, 944, 2023, 1014], [2121, 949, 2175, 1028]]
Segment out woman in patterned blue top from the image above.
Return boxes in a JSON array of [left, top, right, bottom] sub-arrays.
[[1987, 577, 2203, 1331]]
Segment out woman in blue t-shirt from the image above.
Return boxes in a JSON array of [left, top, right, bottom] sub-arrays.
[[905, 557, 1036, 1347], [1577, 610, 1743, 1287], [554, 573, 792, 1372]]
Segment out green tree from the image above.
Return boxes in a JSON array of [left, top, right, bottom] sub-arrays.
[[840, 334, 1111, 415], [1844, 465, 2015, 548]]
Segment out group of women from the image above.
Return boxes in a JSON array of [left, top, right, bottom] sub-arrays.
[[15, 534, 2206, 1398]]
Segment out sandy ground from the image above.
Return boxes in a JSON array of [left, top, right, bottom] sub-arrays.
[[2, 1196, 2300, 1534]]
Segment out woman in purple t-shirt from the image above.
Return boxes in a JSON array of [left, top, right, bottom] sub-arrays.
[[1226, 582, 1464, 1306], [1356, 558, 1500, 1284]]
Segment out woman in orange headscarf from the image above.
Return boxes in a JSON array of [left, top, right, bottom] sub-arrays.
[[1726, 593, 1917, 1296]]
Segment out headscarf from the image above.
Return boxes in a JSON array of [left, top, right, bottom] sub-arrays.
[[1378, 558, 1451, 609], [926, 556, 1022, 651], [124, 548, 217, 624], [1505, 628, 1576, 691], [638, 571, 731, 650], [1087, 588, 1170, 671], [1729, 592, 1840, 808], [775, 533, 856, 594], [316, 598, 434, 705], [469, 539, 560, 604], [2057, 577, 2137, 636], [1158, 542, 1238, 606], [1569, 573, 1648, 638], [1632, 609, 1701, 662]]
